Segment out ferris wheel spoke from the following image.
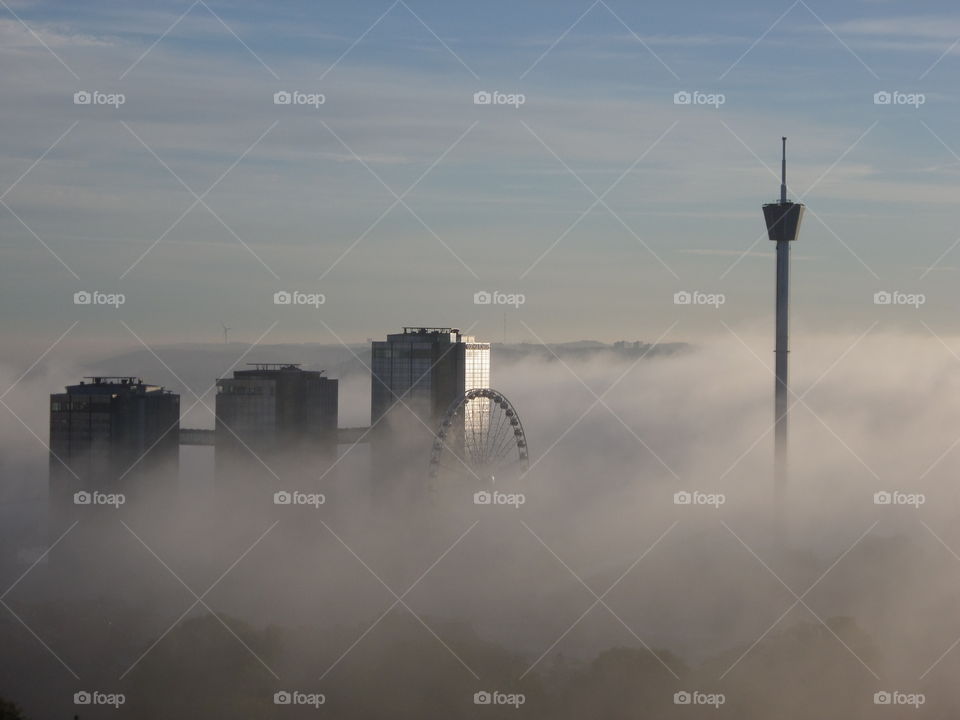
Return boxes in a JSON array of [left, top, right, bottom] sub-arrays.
[[479, 405, 507, 463], [473, 399, 495, 461], [486, 427, 509, 465], [490, 426, 517, 464], [428, 389, 528, 485]]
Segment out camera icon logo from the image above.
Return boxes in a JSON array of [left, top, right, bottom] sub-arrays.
[[74, 691, 92, 704], [673, 91, 692, 105], [674, 491, 692, 505], [274, 91, 292, 105], [73, 91, 92, 105], [674, 691, 692, 704], [474, 691, 492, 704], [873, 491, 892, 505], [874, 291, 892, 305], [474, 290, 492, 305], [873, 91, 892, 105], [874, 691, 891, 705], [274, 691, 292, 705], [274, 491, 292, 505], [74, 290, 92, 305], [274, 290, 292, 305], [74, 491, 92, 505], [473, 91, 492, 105], [673, 290, 692, 305], [474, 491, 492, 505]]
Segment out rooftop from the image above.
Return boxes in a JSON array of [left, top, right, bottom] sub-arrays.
[[402, 327, 460, 335], [63, 377, 171, 395]]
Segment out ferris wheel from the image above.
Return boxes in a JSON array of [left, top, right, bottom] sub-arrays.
[[428, 388, 529, 483]]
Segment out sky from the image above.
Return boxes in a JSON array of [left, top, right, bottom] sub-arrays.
[[3, 0, 960, 356]]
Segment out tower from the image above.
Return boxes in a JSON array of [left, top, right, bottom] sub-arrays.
[[762, 138, 804, 514]]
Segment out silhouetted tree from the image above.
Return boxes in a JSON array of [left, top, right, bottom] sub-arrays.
[[0, 698, 27, 720]]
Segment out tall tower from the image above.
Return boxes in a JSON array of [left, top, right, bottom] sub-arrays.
[[762, 138, 804, 514]]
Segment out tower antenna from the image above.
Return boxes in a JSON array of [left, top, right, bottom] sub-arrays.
[[780, 136, 787, 204]]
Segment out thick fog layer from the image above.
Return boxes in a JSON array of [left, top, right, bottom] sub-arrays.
[[2, 334, 960, 718]]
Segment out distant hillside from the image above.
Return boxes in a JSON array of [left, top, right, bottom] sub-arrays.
[[493, 340, 691, 363], [79, 340, 692, 394]]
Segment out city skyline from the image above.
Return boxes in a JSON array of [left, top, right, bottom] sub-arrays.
[[7, 3, 960, 718]]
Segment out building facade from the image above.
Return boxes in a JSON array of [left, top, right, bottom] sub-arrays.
[[49, 376, 180, 519], [370, 328, 490, 485], [214, 364, 338, 494], [371, 327, 490, 428]]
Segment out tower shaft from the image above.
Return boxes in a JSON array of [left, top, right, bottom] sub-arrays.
[[774, 239, 789, 506]]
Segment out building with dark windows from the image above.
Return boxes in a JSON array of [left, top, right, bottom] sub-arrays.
[[370, 328, 490, 485], [214, 364, 338, 496], [371, 327, 490, 427], [48, 376, 180, 522]]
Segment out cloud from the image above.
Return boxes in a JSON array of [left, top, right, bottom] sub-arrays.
[[0, 17, 112, 49]]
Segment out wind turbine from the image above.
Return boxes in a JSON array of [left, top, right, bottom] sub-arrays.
[[221, 322, 232, 344]]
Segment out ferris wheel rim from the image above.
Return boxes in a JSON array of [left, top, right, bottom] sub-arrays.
[[428, 388, 529, 480]]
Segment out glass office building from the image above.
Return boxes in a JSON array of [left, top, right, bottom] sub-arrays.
[[371, 327, 490, 431]]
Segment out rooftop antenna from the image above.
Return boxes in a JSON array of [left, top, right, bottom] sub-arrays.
[[762, 137, 805, 532], [221, 322, 232, 344]]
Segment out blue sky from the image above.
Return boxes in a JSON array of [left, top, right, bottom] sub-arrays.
[[3, 0, 960, 354]]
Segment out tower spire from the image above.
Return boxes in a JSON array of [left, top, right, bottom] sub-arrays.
[[780, 136, 787, 204]]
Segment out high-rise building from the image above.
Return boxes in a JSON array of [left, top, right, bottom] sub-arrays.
[[214, 364, 338, 493], [371, 327, 490, 430], [369, 328, 490, 490], [49, 376, 180, 519]]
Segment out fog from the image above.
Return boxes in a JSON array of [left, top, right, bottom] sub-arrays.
[[3, 332, 960, 717]]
